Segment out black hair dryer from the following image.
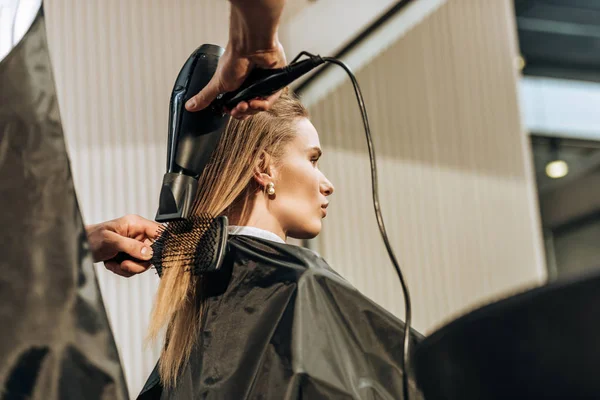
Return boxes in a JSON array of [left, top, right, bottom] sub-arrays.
[[156, 44, 228, 222], [156, 44, 325, 222]]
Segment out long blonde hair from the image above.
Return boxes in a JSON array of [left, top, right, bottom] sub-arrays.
[[148, 91, 308, 387]]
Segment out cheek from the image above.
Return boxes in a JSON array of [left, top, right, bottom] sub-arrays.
[[275, 164, 321, 218], [274, 167, 323, 238], [283, 166, 320, 201]]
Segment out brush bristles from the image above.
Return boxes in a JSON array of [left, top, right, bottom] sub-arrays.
[[151, 213, 223, 276]]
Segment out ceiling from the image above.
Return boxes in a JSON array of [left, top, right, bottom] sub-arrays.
[[531, 135, 600, 192], [530, 135, 600, 231], [515, 0, 600, 82]]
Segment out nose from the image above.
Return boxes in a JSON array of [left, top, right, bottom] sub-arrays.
[[320, 174, 334, 197]]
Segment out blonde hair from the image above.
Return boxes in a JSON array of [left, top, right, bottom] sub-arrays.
[[148, 91, 308, 387]]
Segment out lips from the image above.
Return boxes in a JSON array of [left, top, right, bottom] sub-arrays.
[[321, 203, 329, 217]]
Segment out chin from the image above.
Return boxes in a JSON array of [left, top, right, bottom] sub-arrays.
[[288, 221, 322, 240]]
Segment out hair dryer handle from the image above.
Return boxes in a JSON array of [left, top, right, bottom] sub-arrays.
[[212, 67, 286, 111], [212, 56, 324, 111]]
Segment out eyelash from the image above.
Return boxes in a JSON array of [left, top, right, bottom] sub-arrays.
[[311, 158, 319, 166]]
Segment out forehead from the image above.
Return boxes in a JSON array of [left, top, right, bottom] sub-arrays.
[[291, 118, 321, 148]]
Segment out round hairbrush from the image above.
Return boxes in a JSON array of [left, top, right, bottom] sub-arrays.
[[109, 214, 228, 276]]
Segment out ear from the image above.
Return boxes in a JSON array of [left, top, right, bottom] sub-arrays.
[[253, 151, 275, 188]]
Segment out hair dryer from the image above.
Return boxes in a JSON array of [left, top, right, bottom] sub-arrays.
[[155, 44, 324, 222]]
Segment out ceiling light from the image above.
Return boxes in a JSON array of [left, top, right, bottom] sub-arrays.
[[545, 159, 568, 179], [545, 138, 568, 179]]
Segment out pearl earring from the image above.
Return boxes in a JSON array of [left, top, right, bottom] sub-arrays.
[[266, 182, 275, 195]]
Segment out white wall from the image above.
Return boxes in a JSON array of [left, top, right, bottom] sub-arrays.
[[305, 0, 547, 333]]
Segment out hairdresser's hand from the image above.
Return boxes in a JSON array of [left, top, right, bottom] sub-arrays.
[[185, 0, 287, 119], [86, 215, 161, 278], [185, 42, 286, 119]]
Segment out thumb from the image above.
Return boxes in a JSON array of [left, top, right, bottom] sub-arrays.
[[110, 231, 153, 260], [185, 76, 221, 112]]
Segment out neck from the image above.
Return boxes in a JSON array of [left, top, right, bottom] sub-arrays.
[[227, 192, 286, 241]]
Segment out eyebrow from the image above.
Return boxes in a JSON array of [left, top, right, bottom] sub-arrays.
[[308, 146, 323, 157]]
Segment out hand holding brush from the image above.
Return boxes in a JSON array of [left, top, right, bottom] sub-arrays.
[[86, 214, 160, 277], [90, 214, 229, 278]]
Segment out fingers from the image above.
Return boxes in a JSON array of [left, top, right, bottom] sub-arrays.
[[92, 215, 160, 279], [104, 261, 134, 278], [114, 214, 162, 241], [229, 90, 282, 120], [230, 101, 250, 119], [106, 230, 153, 261], [104, 254, 151, 278], [121, 214, 162, 240], [185, 75, 221, 112], [249, 90, 281, 111], [185, 42, 285, 116], [120, 259, 151, 274], [104, 256, 151, 278]]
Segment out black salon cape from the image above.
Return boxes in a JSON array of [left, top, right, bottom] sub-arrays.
[[138, 235, 424, 399]]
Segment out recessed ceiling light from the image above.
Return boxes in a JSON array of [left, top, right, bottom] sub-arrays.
[[545, 160, 569, 179]]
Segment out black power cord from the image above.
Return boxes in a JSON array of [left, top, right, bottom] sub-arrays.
[[295, 52, 414, 400]]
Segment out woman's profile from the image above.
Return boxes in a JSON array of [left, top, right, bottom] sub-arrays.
[[138, 91, 423, 400]]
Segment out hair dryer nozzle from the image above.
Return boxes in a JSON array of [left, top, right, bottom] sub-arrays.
[[156, 173, 198, 222]]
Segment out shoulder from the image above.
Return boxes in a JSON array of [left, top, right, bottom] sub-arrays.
[[227, 235, 334, 274]]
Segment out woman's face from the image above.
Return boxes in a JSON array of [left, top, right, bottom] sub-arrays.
[[271, 118, 334, 239]]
